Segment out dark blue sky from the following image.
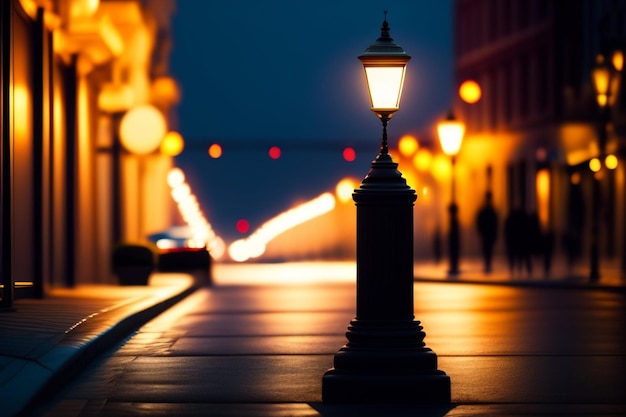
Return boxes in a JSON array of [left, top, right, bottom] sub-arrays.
[[168, 1, 454, 242], [170, 1, 453, 145]]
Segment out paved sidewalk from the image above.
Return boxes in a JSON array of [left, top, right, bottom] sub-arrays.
[[0, 274, 197, 417], [1, 258, 624, 417]]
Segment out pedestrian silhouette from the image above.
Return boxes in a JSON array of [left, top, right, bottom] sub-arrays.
[[475, 192, 498, 273], [504, 206, 528, 276]]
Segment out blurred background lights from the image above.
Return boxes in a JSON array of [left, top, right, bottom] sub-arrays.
[[605, 154, 618, 170], [589, 157, 601, 172], [269, 146, 281, 159], [343, 147, 356, 162], [166, 167, 224, 259], [119, 104, 166, 155], [458, 79, 482, 104], [398, 134, 418, 157], [160, 131, 185, 156], [166, 168, 185, 188], [413, 149, 433, 172], [336, 178, 357, 203], [208, 143, 222, 158], [236, 219, 250, 234], [228, 193, 336, 262]]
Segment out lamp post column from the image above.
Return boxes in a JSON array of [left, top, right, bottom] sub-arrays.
[[322, 152, 451, 404], [448, 155, 460, 275]]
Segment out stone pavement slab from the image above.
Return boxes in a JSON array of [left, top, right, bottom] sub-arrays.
[[0, 273, 197, 417]]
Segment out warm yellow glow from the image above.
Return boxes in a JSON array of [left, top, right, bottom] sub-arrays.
[[613, 50, 624, 72], [98, 83, 134, 113], [459, 80, 481, 104], [570, 172, 581, 185], [208, 144, 222, 159], [589, 158, 601, 172], [592, 55, 611, 106], [364, 66, 406, 111], [413, 149, 432, 172], [398, 134, 418, 157], [119, 105, 166, 155], [432, 154, 452, 182], [160, 131, 184, 156], [605, 154, 618, 170], [437, 117, 465, 156], [70, 0, 100, 19], [336, 178, 357, 203], [14, 85, 30, 139], [151, 76, 181, 106], [536, 169, 550, 229], [228, 193, 336, 262]]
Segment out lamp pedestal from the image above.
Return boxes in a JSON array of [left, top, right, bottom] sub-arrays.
[[322, 152, 451, 404]]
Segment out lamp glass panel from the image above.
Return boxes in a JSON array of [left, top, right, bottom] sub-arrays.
[[364, 66, 405, 111], [437, 122, 465, 156]]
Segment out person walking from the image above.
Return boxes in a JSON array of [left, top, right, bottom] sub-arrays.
[[476, 192, 498, 273]]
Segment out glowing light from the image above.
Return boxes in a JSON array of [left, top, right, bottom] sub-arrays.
[[570, 172, 581, 185], [398, 135, 418, 157], [589, 158, 601, 172], [336, 178, 357, 203], [208, 143, 222, 158], [167, 168, 185, 188], [536, 168, 550, 229], [605, 154, 618, 170], [269, 146, 281, 159], [363, 66, 406, 111], [612, 50, 624, 72], [343, 147, 356, 162], [437, 114, 465, 156], [236, 219, 250, 234], [459, 80, 481, 104], [160, 131, 184, 156], [166, 167, 224, 259], [228, 193, 336, 262], [119, 105, 166, 155], [432, 154, 452, 182], [413, 149, 432, 172]]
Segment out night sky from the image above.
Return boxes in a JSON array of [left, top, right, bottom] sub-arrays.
[[170, 1, 453, 144], [167, 1, 454, 243]]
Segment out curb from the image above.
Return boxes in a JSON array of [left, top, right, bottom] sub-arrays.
[[11, 284, 198, 417]]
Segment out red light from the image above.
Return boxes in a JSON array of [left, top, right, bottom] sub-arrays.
[[269, 146, 281, 159], [236, 219, 250, 234], [343, 147, 356, 162]]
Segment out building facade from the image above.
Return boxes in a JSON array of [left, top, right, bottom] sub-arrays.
[[1, 0, 180, 307], [453, 0, 626, 275]]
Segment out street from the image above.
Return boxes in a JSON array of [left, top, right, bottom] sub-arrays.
[[33, 263, 626, 416]]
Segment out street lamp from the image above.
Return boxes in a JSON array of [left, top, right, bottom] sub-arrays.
[[589, 52, 622, 281], [437, 111, 465, 276], [322, 15, 451, 404]]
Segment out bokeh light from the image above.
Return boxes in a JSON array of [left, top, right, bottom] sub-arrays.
[[160, 131, 185, 156], [398, 134, 418, 157], [208, 143, 222, 158], [336, 178, 357, 203], [589, 157, 601, 173], [605, 154, 618, 170], [269, 146, 281, 159], [228, 193, 336, 262], [459, 80, 482, 104], [413, 149, 433, 172], [119, 104, 166, 155], [236, 219, 250, 234], [343, 147, 356, 162]]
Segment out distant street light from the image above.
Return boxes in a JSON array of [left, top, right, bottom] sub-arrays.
[[322, 14, 451, 404], [589, 51, 622, 281], [437, 110, 465, 276]]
